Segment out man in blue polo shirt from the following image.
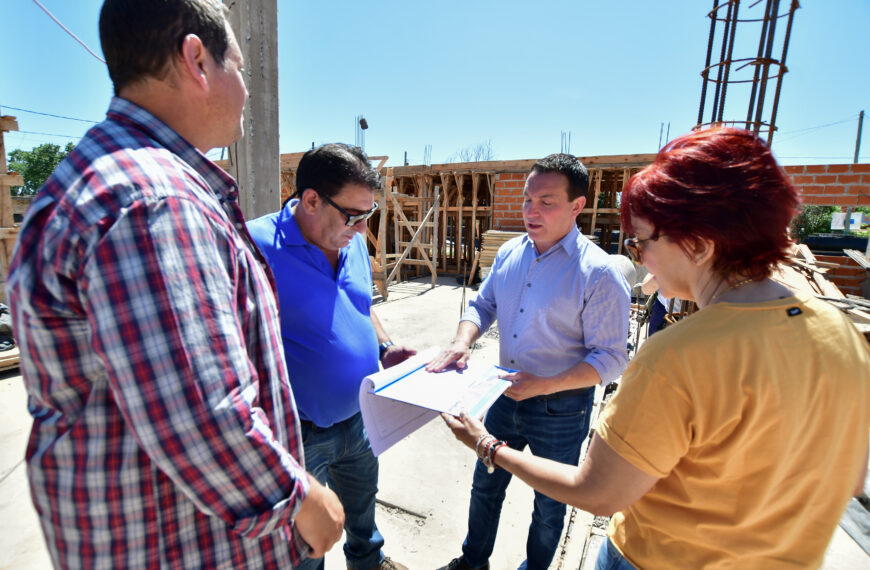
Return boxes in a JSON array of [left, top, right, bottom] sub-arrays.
[[247, 143, 415, 570]]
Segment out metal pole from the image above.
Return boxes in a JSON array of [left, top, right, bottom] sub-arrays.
[[855, 110, 865, 163]]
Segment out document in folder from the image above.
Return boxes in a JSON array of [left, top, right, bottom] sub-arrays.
[[359, 346, 510, 456]]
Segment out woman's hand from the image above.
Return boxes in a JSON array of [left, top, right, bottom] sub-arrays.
[[441, 411, 488, 450]]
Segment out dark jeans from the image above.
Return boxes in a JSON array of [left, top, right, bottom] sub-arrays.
[[297, 413, 384, 570], [461, 390, 594, 570], [595, 537, 636, 570]]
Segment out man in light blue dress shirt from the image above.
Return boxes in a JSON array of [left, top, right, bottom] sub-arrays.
[[429, 154, 631, 570]]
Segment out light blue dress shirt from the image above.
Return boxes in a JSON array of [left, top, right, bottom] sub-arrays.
[[463, 225, 630, 385]]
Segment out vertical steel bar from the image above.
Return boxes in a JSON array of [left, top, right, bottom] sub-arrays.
[[767, 0, 798, 146], [698, 0, 720, 126]]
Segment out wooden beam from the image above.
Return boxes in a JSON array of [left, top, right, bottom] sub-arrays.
[[0, 116, 19, 132], [0, 174, 23, 187]]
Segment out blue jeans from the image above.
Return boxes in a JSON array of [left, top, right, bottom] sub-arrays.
[[461, 390, 594, 570], [595, 537, 636, 570], [297, 413, 384, 570]]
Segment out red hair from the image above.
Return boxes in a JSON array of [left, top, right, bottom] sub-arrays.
[[620, 127, 799, 280]]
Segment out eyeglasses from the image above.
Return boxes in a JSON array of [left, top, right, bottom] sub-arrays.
[[320, 193, 379, 226], [624, 232, 660, 264]]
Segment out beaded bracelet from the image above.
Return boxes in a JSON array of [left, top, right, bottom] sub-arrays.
[[475, 434, 494, 458], [482, 438, 507, 474]]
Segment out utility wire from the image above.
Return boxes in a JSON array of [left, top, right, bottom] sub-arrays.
[[776, 116, 858, 141], [12, 130, 83, 140], [1, 105, 99, 124], [32, 0, 106, 64]]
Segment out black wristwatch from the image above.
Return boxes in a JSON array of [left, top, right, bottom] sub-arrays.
[[378, 341, 394, 359]]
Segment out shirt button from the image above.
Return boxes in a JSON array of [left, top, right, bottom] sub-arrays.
[[527, 283, 531, 287], [235, 222, 244, 230], [513, 334, 517, 338], [510, 360, 515, 364], [519, 309, 524, 313]]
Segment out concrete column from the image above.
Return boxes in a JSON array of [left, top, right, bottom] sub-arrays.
[[225, 0, 280, 220]]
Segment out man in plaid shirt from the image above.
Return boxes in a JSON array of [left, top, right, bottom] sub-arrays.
[[6, 0, 344, 567]]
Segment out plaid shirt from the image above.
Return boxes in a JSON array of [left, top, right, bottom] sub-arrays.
[[7, 98, 310, 569]]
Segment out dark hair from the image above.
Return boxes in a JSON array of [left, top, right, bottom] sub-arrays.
[[294, 144, 380, 203], [620, 127, 800, 281], [530, 153, 589, 200], [99, 0, 230, 94]]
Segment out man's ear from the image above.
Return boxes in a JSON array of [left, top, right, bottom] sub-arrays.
[[299, 188, 320, 213], [177, 33, 209, 90], [572, 196, 587, 216]]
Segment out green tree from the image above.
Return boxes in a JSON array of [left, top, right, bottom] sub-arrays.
[[789, 205, 839, 242], [7, 142, 75, 195]]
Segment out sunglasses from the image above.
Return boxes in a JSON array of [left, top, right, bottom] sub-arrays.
[[624, 232, 660, 264], [320, 193, 379, 227]]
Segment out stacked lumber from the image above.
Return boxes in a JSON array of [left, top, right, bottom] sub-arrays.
[[775, 244, 870, 339], [479, 230, 523, 278]]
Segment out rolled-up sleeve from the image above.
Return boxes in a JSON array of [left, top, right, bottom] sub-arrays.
[[580, 263, 631, 385]]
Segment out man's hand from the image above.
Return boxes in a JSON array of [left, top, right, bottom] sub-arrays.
[[381, 345, 417, 369], [425, 340, 471, 372], [294, 475, 344, 558], [501, 370, 547, 401]]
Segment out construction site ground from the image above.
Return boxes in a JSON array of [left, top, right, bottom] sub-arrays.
[[1, 275, 867, 569]]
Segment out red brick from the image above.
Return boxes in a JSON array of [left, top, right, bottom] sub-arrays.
[[848, 185, 870, 195], [859, 195, 870, 206], [838, 175, 861, 184], [791, 175, 815, 184], [834, 195, 859, 205], [799, 185, 825, 196], [805, 165, 827, 173], [784, 165, 805, 175], [862, 175, 870, 184], [851, 164, 870, 173], [827, 164, 851, 173], [814, 174, 838, 184], [813, 196, 836, 205], [823, 185, 846, 195]]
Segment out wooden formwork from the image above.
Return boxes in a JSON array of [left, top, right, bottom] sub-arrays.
[[384, 165, 495, 279], [578, 166, 645, 255], [0, 113, 23, 304]]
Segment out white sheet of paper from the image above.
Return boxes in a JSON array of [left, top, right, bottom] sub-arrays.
[[359, 346, 510, 456]]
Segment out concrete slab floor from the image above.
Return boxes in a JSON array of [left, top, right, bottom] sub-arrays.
[[1, 275, 867, 569]]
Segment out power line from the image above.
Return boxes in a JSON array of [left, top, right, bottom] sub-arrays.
[[1, 104, 99, 124], [12, 130, 83, 140], [32, 0, 106, 64], [776, 116, 858, 141]]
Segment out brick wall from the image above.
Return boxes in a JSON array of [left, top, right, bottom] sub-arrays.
[[492, 172, 527, 231], [816, 254, 868, 297], [785, 163, 870, 297], [784, 163, 870, 207]]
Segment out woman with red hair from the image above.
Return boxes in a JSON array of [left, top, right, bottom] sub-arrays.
[[442, 128, 870, 569]]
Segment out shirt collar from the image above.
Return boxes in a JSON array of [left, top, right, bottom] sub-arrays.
[[525, 224, 582, 257], [276, 199, 310, 247], [106, 97, 239, 201]]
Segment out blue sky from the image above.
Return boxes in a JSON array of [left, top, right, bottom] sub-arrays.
[[2, 0, 867, 166]]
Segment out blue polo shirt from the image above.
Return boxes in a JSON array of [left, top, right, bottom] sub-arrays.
[[247, 200, 379, 427]]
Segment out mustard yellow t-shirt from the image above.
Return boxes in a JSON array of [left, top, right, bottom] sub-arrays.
[[597, 293, 870, 569]]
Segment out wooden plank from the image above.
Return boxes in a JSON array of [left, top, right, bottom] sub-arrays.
[[843, 249, 870, 270], [0, 227, 19, 239], [0, 173, 23, 187], [0, 346, 20, 372], [0, 116, 19, 132]]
